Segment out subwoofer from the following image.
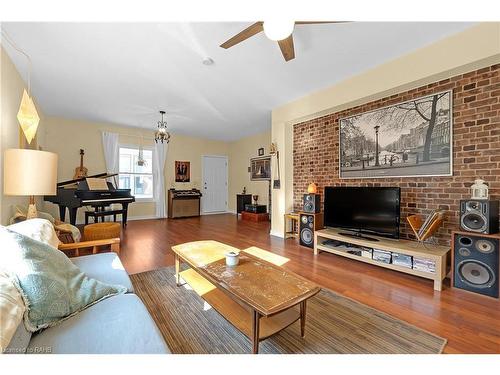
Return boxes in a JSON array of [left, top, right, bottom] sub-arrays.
[[460, 200, 499, 234], [303, 194, 321, 213], [452, 231, 499, 298], [299, 212, 323, 248]]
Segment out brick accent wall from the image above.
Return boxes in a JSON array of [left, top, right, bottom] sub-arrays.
[[293, 64, 500, 245]]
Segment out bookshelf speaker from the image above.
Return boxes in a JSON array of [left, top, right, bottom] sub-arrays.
[[303, 194, 320, 213], [460, 200, 499, 234]]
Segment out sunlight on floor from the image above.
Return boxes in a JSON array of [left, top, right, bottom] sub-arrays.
[[243, 246, 290, 266], [203, 301, 212, 311]]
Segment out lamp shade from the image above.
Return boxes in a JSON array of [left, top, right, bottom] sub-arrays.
[[3, 149, 58, 196]]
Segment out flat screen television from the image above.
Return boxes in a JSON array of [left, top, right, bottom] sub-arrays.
[[324, 186, 401, 240]]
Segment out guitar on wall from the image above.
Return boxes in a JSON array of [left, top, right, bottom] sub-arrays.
[[73, 149, 89, 179]]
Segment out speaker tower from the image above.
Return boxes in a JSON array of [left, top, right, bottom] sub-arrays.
[[299, 212, 323, 248], [452, 231, 499, 298]]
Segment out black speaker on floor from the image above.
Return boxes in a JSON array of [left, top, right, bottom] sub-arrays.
[[299, 212, 323, 248], [452, 232, 499, 298], [303, 194, 321, 213], [460, 200, 499, 234]]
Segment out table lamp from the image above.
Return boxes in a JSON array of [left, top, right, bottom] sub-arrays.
[[3, 149, 58, 219]]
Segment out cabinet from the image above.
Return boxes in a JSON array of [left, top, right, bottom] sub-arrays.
[[236, 194, 252, 214]]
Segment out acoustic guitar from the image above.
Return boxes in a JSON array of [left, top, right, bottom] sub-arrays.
[[73, 149, 88, 179]]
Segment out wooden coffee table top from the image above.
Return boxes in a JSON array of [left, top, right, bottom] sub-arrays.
[[172, 240, 320, 316]]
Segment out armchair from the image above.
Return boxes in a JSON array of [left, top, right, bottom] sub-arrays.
[[58, 238, 120, 257]]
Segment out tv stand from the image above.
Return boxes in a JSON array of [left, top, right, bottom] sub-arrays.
[[314, 228, 450, 291], [338, 231, 380, 242]]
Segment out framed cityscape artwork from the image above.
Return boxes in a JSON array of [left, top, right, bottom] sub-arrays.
[[339, 90, 452, 179]]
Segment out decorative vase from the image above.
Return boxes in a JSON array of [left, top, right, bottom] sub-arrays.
[[252, 195, 259, 205]]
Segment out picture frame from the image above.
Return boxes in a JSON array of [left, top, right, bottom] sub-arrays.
[[175, 161, 190, 182], [250, 156, 271, 181], [258, 147, 264, 156], [339, 90, 452, 179]]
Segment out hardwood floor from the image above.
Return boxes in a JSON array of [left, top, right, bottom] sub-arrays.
[[117, 214, 500, 354]]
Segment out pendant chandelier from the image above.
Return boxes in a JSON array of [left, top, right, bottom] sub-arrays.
[[155, 110, 171, 144], [137, 134, 147, 167]]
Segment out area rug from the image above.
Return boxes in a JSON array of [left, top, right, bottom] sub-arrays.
[[130, 267, 447, 354]]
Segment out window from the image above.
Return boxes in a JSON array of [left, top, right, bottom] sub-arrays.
[[119, 146, 154, 200]]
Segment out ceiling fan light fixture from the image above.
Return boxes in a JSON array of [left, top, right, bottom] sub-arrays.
[[263, 20, 294, 41]]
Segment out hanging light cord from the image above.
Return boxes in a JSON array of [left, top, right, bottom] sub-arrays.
[[1, 29, 33, 95]]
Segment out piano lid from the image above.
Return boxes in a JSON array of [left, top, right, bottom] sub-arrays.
[[57, 173, 118, 188]]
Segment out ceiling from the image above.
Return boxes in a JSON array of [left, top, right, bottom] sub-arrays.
[[1, 22, 474, 141]]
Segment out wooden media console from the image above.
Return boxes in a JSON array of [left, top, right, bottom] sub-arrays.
[[314, 228, 450, 291]]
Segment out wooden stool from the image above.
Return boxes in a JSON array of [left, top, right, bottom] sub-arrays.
[[83, 222, 121, 254], [284, 212, 299, 239]]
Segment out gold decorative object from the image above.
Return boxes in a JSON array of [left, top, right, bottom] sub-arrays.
[[307, 183, 318, 194], [269, 142, 278, 155], [17, 89, 40, 144]]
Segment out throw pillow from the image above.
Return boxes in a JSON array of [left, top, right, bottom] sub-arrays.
[[0, 271, 26, 353], [0, 227, 127, 332], [8, 218, 61, 249]]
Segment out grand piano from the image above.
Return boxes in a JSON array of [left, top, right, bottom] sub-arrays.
[[44, 173, 135, 226]]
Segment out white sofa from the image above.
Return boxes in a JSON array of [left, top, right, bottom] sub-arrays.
[[7, 253, 170, 354]]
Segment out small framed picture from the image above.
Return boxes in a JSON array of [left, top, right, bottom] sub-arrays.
[[258, 147, 264, 156], [175, 161, 190, 182]]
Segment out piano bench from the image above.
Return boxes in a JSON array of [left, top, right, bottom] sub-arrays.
[[85, 209, 125, 226]]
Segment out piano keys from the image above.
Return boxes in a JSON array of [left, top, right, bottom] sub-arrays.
[[44, 173, 135, 226]]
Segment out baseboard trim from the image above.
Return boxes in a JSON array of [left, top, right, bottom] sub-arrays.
[[270, 230, 284, 239], [201, 211, 235, 216], [127, 215, 159, 221]]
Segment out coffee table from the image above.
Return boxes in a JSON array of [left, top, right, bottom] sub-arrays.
[[171, 240, 321, 354]]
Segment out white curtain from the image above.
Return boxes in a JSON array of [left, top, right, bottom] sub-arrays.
[[153, 141, 168, 218], [101, 132, 119, 174]]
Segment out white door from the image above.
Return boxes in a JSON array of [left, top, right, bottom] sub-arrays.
[[202, 155, 228, 213]]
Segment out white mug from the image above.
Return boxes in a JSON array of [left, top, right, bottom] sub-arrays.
[[225, 251, 240, 267]]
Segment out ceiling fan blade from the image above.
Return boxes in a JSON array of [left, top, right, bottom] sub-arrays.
[[295, 21, 350, 24], [220, 22, 264, 49], [278, 35, 295, 62]]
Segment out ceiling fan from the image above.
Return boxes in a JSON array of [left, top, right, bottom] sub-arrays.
[[220, 21, 347, 62]]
